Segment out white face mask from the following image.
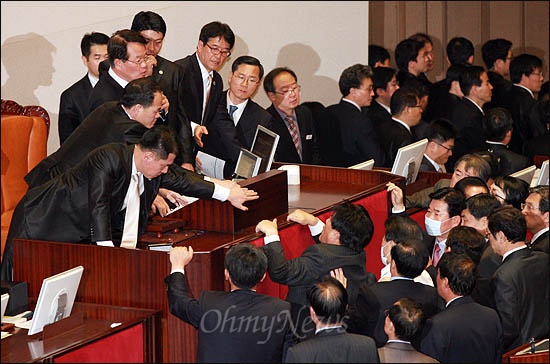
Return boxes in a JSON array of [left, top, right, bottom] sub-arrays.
[[380, 240, 391, 266], [425, 215, 452, 236]]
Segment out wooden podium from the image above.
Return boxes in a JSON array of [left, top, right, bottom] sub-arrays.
[[502, 339, 550, 363], [11, 166, 403, 362]]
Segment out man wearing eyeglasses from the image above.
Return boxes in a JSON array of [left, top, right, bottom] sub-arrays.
[[175, 21, 235, 160], [88, 29, 156, 116], [420, 118, 456, 173], [522, 186, 549, 254], [264, 67, 321, 165]]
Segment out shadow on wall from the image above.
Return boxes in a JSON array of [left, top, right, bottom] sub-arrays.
[[275, 43, 338, 107], [1, 33, 56, 106]]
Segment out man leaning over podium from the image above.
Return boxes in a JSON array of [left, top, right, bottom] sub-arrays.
[[1, 126, 258, 281]]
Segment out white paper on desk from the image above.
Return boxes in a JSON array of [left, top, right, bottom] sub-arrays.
[[196, 151, 225, 179]]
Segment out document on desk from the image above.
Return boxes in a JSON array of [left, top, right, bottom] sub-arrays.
[[196, 151, 225, 179]]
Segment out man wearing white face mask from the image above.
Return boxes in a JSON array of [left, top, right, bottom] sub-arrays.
[[379, 216, 434, 287], [424, 188, 465, 273]]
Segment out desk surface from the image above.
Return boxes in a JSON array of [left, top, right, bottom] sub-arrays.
[[1, 302, 160, 363]]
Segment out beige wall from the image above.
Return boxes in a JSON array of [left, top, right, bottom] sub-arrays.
[[1, 1, 370, 154], [369, 1, 549, 83]]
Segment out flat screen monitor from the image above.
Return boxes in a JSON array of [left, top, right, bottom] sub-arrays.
[[1, 293, 8, 318], [251, 125, 280, 175], [535, 159, 549, 187], [233, 148, 262, 180], [349, 159, 375, 170], [509, 165, 537, 184], [17, 266, 84, 335], [391, 138, 428, 185]]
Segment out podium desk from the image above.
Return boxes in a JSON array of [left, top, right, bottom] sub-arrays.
[[1, 302, 161, 363], [12, 166, 403, 362], [502, 339, 550, 363]]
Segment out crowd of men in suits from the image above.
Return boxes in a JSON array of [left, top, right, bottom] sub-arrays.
[[4, 10, 548, 363]]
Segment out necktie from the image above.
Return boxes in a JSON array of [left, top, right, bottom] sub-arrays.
[[202, 74, 213, 122], [432, 243, 441, 267], [285, 115, 301, 158], [120, 173, 141, 249], [229, 105, 238, 122]]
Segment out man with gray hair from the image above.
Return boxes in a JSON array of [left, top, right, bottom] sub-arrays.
[[523, 185, 549, 253]]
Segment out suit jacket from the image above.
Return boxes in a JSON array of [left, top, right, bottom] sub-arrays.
[[529, 230, 549, 254], [484, 71, 513, 112], [25, 101, 149, 188], [449, 97, 485, 168], [379, 118, 415, 168], [420, 296, 503, 363], [175, 53, 223, 128], [87, 71, 124, 116], [1, 143, 214, 280], [485, 142, 530, 176], [471, 244, 501, 308], [165, 271, 292, 363], [366, 278, 440, 347], [151, 55, 194, 164], [326, 100, 386, 167], [507, 85, 545, 154], [405, 178, 451, 209], [378, 341, 439, 363], [266, 104, 321, 164], [490, 247, 549, 351], [365, 101, 392, 136], [419, 156, 440, 173], [220, 90, 274, 149], [58, 74, 92, 145], [285, 328, 379, 363]]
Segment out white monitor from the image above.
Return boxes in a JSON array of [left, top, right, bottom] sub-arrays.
[[251, 125, 280, 175], [233, 148, 262, 180], [17, 266, 84, 335], [1, 293, 9, 318], [391, 138, 428, 185], [534, 159, 549, 187], [349, 159, 375, 170], [509, 165, 537, 184]]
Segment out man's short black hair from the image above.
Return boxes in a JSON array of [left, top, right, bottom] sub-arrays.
[[429, 187, 466, 218], [437, 252, 476, 296], [330, 201, 374, 253], [139, 125, 178, 160], [131, 11, 167, 36], [446, 226, 486, 266], [306, 276, 347, 325], [368, 45, 390, 67], [488, 206, 527, 243], [199, 21, 235, 49], [390, 239, 429, 279], [224, 243, 268, 289], [384, 215, 424, 243], [387, 297, 426, 342], [81, 32, 109, 59], [231, 55, 264, 79], [465, 193, 501, 220]]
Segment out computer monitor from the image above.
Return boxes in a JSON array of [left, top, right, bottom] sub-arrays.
[[391, 138, 428, 185], [349, 159, 375, 170], [251, 125, 280, 175], [17, 266, 84, 335], [233, 148, 262, 180], [1, 293, 9, 318], [535, 159, 549, 187], [509, 165, 537, 184]]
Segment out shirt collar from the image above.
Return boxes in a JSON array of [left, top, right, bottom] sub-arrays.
[[342, 97, 361, 111], [423, 153, 442, 172], [514, 83, 535, 98], [391, 117, 411, 133], [196, 53, 212, 84], [531, 227, 549, 244], [464, 96, 484, 114], [376, 99, 391, 114], [315, 325, 344, 335], [502, 244, 528, 261], [445, 295, 463, 308], [108, 67, 129, 88], [88, 73, 99, 88]]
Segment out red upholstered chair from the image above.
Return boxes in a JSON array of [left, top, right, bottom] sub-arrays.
[[1, 99, 49, 261]]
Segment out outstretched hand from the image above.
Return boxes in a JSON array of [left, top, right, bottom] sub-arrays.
[[386, 182, 405, 211], [287, 209, 318, 226], [169, 246, 194, 270], [255, 218, 278, 236], [227, 185, 259, 211]]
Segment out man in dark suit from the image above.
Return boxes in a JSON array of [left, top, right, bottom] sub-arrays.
[[426, 64, 466, 122], [488, 207, 549, 352], [166, 243, 292, 363], [58, 32, 109, 145], [324, 64, 386, 167], [174, 21, 234, 159], [0, 127, 259, 281], [483, 107, 530, 175], [364, 239, 439, 347], [420, 252, 503, 363], [201, 55, 273, 178], [523, 186, 549, 254], [285, 276, 379, 363], [482, 38, 513, 112], [256, 202, 376, 342], [449, 65, 493, 169], [506, 54, 545, 154], [366, 66, 398, 138], [263, 67, 321, 165], [379, 87, 423, 167], [394, 38, 432, 95], [131, 11, 194, 169], [419, 118, 456, 173], [88, 29, 152, 115], [378, 298, 439, 363]]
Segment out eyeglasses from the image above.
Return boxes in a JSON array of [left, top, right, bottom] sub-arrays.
[[358, 86, 374, 92], [125, 58, 147, 66], [274, 85, 301, 96], [521, 203, 540, 211], [530, 72, 544, 77], [431, 140, 454, 151], [410, 104, 423, 109], [205, 43, 231, 57], [234, 73, 259, 85]]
